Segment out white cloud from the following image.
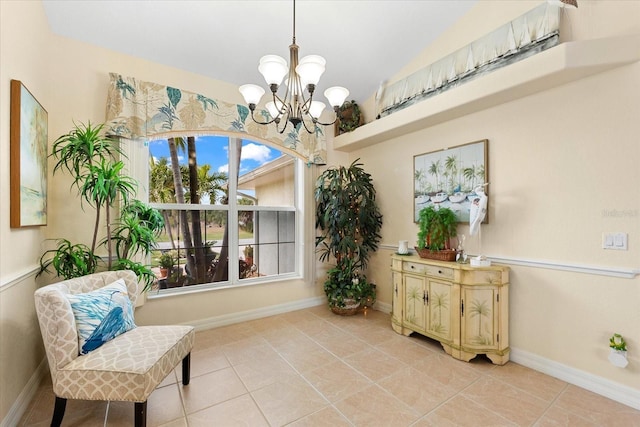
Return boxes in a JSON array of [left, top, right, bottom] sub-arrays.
[[218, 164, 229, 174], [241, 143, 272, 164]]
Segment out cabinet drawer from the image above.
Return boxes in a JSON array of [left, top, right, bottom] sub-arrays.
[[403, 262, 454, 279]]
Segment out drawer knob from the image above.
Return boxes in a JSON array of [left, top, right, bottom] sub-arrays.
[[438, 270, 442, 274]]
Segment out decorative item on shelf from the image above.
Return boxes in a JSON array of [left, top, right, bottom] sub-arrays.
[[315, 159, 383, 315], [335, 100, 364, 135], [397, 240, 409, 255], [469, 183, 491, 267], [456, 234, 468, 263], [238, 0, 349, 134], [416, 205, 458, 261], [608, 333, 628, 368]]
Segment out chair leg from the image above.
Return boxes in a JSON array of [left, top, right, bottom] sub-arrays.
[[134, 401, 147, 427], [51, 396, 67, 427], [182, 352, 191, 386]]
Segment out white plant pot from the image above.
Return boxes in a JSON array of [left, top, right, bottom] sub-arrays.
[[608, 348, 628, 368]]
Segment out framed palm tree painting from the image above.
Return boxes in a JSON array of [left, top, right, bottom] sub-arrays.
[[413, 139, 488, 223], [10, 80, 48, 227]]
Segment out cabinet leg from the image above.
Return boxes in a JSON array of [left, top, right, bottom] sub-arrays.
[[391, 322, 413, 336], [486, 351, 510, 365]]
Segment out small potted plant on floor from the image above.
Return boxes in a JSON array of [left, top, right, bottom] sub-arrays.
[[158, 252, 175, 278], [416, 205, 458, 261]]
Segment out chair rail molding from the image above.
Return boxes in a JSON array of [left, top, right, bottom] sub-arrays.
[[379, 245, 639, 279]]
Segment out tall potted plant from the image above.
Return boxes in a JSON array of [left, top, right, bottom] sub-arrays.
[[38, 122, 164, 290], [315, 159, 383, 314]]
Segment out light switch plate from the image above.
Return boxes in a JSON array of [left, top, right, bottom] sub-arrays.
[[602, 232, 628, 250]]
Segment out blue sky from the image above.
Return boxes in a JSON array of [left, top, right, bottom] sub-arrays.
[[148, 135, 282, 176]]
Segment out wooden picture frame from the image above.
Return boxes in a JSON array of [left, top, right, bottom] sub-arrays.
[[10, 79, 48, 227], [414, 139, 488, 223]]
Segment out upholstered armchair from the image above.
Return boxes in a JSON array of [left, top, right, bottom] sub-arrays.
[[34, 270, 194, 427]]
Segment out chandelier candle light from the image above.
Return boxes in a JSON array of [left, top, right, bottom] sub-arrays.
[[239, 0, 349, 134]]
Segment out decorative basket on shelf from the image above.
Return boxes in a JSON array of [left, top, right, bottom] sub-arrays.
[[414, 247, 458, 262]]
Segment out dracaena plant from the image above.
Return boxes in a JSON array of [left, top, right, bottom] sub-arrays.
[[38, 121, 163, 291]]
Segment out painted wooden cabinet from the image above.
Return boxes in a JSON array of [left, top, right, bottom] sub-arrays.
[[391, 254, 510, 365]]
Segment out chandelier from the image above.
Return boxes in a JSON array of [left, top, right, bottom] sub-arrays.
[[239, 0, 349, 134]]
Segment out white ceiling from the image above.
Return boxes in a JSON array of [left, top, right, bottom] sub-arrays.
[[42, 0, 477, 104]]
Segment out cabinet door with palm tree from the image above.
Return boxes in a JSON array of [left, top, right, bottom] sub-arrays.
[[403, 274, 426, 331], [460, 286, 499, 351], [427, 279, 454, 343]]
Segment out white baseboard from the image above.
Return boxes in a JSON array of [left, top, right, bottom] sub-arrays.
[[188, 296, 326, 331], [9, 300, 637, 427], [1, 357, 48, 427], [510, 347, 640, 411], [374, 300, 392, 314]]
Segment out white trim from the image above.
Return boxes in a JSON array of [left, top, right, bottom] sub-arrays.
[[510, 347, 640, 411], [375, 300, 392, 314], [0, 357, 49, 427], [187, 296, 326, 331], [489, 255, 640, 279], [379, 245, 640, 278], [0, 265, 39, 292]]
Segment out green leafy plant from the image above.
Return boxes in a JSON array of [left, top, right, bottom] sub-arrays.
[[315, 159, 383, 310], [39, 121, 163, 291], [609, 333, 627, 351], [158, 252, 175, 270], [37, 239, 99, 280], [417, 205, 458, 251]]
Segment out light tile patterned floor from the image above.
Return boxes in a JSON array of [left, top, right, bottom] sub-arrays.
[[19, 307, 640, 426]]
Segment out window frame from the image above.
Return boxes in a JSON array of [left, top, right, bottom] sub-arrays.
[[138, 136, 307, 296]]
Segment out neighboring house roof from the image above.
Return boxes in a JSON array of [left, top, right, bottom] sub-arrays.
[[238, 155, 294, 191]]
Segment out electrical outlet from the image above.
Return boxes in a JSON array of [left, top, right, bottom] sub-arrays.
[[602, 232, 627, 250]]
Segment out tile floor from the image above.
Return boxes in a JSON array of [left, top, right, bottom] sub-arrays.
[[20, 306, 640, 426]]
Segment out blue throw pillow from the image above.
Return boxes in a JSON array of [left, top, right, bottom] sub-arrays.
[[66, 279, 136, 355]]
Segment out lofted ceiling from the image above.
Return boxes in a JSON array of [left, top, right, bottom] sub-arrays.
[[42, 0, 477, 105]]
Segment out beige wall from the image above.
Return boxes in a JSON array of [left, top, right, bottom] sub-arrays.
[[0, 1, 322, 423], [0, 0, 52, 421], [356, 0, 640, 393], [1, 0, 639, 422]]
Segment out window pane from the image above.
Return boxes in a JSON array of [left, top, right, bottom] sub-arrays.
[[149, 136, 230, 205], [148, 136, 299, 292], [238, 141, 294, 207], [152, 209, 228, 288], [239, 210, 295, 279]]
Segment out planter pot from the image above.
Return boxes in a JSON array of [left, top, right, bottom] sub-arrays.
[[608, 349, 628, 368], [415, 247, 457, 262], [330, 298, 361, 316]]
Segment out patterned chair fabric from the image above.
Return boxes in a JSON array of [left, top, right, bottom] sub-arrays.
[[34, 270, 194, 427]]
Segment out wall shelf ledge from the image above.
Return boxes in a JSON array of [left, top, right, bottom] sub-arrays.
[[334, 34, 640, 152]]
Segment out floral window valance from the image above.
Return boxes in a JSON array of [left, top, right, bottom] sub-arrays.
[[104, 73, 327, 164]]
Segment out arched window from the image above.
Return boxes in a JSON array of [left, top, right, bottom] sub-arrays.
[[147, 135, 303, 292]]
